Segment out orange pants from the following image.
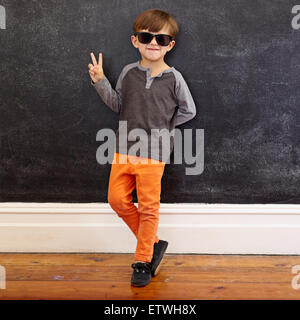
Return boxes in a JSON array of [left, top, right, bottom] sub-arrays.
[[108, 152, 166, 262]]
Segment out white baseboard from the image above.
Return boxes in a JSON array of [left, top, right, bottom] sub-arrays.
[[0, 203, 300, 254]]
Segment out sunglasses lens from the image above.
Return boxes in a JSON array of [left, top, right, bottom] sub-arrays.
[[156, 35, 171, 46], [137, 32, 153, 44]]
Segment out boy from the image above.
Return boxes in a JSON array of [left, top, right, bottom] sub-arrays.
[[88, 9, 196, 287]]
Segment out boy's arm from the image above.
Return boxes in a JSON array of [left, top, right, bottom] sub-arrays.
[[174, 72, 197, 126], [91, 71, 123, 114]]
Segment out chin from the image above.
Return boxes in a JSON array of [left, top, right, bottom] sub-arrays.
[[144, 53, 162, 60]]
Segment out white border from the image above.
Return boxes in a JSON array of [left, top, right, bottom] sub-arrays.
[[0, 203, 300, 254]]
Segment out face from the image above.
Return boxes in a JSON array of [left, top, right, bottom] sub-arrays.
[[131, 26, 175, 63]]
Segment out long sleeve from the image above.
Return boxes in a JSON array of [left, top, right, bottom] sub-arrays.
[[91, 71, 122, 114], [174, 72, 197, 126]]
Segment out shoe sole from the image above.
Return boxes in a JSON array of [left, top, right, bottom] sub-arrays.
[[131, 281, 150, 287], [152, 242, 168, 276]]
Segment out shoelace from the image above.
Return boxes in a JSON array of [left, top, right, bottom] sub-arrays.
[[131, 262, 152, 273]]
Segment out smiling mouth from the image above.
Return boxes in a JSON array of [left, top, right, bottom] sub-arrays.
[[147, 48, 159, 51]]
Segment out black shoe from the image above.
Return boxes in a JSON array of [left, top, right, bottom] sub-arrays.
[[131, 262, 152, 287], [150, 240, 168, 276]]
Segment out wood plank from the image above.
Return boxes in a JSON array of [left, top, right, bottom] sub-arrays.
[[1, 253, 299, 266], [0, 281, 299, 300], [0, 266, 297, 282]]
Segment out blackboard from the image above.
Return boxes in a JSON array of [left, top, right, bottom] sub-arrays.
[[0, 0, 299, 203]]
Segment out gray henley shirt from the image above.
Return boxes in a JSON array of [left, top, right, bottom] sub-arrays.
[[91, 60, 196, 163]]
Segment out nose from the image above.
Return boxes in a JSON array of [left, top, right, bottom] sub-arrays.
[[149, 36, 158, 45]]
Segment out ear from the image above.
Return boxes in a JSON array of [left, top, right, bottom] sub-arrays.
[[131, 35, 139, 48], [167, 40, 176, 52]]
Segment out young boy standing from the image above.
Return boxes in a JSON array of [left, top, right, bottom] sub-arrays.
[[88, 9, 196, 286]]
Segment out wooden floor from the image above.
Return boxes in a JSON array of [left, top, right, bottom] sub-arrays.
[[0, 253, 300, 300]]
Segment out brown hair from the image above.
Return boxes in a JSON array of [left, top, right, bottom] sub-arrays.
[[133, 9, 179, 39]]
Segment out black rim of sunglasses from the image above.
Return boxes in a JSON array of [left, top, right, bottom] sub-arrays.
[[134, 32, 173, 46]]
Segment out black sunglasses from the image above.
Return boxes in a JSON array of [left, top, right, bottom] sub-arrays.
[[134, 32, 173, 46]]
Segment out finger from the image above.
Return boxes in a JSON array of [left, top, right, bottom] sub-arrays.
[[90, 52, 97, 66], [98, 53, 102, 67], [88, 63, 94, 70]]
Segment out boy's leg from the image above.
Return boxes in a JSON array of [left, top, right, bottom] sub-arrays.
[[133, 159, 166, 263], [108, 153, 139, 237], [108, 153, 159, 242]]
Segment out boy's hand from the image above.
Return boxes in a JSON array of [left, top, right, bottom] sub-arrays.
[[88, 52, 105, 83]]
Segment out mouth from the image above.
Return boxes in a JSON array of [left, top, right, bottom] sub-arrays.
[[147, 48, 160, 51]]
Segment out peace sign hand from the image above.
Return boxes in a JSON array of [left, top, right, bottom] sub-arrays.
[[88, 52, 105, 83]]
